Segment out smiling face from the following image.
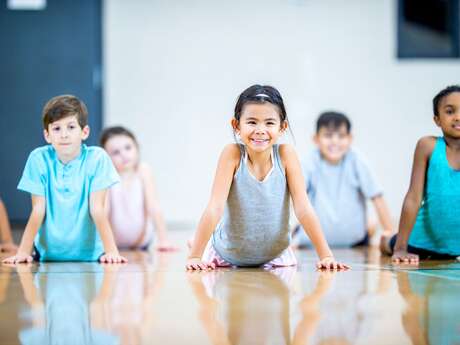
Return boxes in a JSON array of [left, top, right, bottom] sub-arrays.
[[44, 115, 89, 163], [103, 134, 139, 173], [314, 124, 352, 164], [434, 92, 460, 139], [232, 103, 287, 154]]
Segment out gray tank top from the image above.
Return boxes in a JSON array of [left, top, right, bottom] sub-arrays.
[[212, 144, 291, 266]]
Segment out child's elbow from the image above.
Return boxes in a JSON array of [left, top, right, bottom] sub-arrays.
[[206, 205, 225, 220], [293, 206, 310, 222], [404, 192, 422, 210], [90, 204, 105, 220]]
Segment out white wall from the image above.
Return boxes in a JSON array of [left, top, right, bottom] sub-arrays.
[[104, 0, 460, 228]]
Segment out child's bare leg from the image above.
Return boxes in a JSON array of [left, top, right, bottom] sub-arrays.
[[379, 233, 393, 256], [367, 217, 377, 238]]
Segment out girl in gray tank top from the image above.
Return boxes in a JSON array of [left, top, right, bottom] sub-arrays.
[[212, 143, 290, 266], [186, 85, 349, 271]]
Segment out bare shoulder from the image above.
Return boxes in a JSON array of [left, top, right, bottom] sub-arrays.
[[221, 143, 241, 162], [278, 143, 298, 164], [137, 161, 154, 180], [415, 136, 437, 158]]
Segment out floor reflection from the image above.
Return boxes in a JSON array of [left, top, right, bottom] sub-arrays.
[[15, 263, 119, 345], [396, 270, 460, 345], [2, 240, 460, 345], [90, 251, 168, 345], [3, 251, 170, 345], [187, 267, 295, 345]]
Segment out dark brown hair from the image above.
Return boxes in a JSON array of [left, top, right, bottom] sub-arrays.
[[42, 95, 88, 129], [316, 111, 351, 133], [99, 126, 138, 148], [233, 84, 294, 140]]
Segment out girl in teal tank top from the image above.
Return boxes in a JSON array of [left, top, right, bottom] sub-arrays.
[[384, 85, 460, 263], [409, 137, 460, 255]]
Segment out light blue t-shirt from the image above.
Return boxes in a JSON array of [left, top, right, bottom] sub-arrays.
[[296, 149, 382, 247], [17, 144, 120, 261]]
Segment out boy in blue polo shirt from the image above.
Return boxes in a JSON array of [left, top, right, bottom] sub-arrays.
[[3, 95, 127, 263]]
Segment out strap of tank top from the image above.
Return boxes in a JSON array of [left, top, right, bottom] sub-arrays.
[[273, 144, 286, 176]]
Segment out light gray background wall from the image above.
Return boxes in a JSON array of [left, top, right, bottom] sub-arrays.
[[104, 0, 460, 227]]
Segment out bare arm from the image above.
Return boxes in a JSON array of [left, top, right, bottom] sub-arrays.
[[2, 195, 45, 264], [0, 200, 13, 243], [0, 199, 17, 252], [90, 190, 127, 263], [280, 144, 348, 270], [372, 195, 394, 236], [187, 144, 240, 270], [393, 136, 435, 263], [139, 163, 174, 250]]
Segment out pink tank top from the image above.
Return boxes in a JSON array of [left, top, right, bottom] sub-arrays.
[[108, 173, 153, 248]]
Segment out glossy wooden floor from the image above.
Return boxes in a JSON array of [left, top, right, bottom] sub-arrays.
[[1, 231, 460, 345]]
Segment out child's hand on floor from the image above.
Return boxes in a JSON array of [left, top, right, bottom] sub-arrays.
[[186, 257, 216, 270], [392, 250, 419, 264], [99, 252, 128, 264], [0, 242, 18, 253], [316, 256, 350, 270], [2, 251, 33, 264]]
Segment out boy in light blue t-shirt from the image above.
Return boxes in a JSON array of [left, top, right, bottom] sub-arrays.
[[295, 111, 394, 247], [3, 95, 127, 263]]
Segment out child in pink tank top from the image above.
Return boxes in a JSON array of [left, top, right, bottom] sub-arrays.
[[100, 127, 175, 251]]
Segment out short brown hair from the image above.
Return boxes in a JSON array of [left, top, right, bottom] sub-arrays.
[[42, 95, 88, 129]]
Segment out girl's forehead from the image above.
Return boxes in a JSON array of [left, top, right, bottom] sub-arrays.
[[106, 134, 135, 147], [240, 103, 281, 119]]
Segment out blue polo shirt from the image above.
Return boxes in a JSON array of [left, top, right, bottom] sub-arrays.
[[18, 144, 120, 261]]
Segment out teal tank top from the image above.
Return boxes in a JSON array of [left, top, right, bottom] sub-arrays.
[[409, 137, 460, 255], [212, 144, 291, 266]]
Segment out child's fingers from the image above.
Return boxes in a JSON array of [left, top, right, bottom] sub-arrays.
[[409, 256, 419, 264], [2, 257, 12, 264]]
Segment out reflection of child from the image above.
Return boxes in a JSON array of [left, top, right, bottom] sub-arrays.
[[187, 85, 348, 271], [2, 95, 126, 264], [396, 270, 460, 345], [16, 264, 119, 345], [295, 111, 393, 248], [382, 85, 460, 263], [100, 126, 174, 251], [91, 253, 169, 345], [187, 268, 295, 345], [0, 198, 17, 253]]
